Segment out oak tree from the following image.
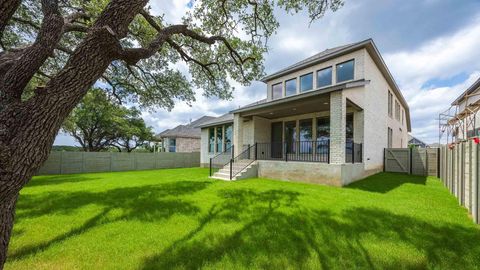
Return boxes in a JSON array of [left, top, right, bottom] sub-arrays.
[[0, 0, 343, 266]]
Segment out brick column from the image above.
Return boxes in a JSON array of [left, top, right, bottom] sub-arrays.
[[329, 91, 346, 164], [233, 113, 244, 156]]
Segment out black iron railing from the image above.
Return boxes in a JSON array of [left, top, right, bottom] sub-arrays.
[[229, 144, 257, 180], [346, 141, 363, 163], [209, 145, 234, 176], [256, 140, 330, 163]]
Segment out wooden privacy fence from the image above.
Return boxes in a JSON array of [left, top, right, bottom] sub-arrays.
[[37, 151, 200, 175], [384, 148, 439, 176], [440, 141, 479, 224]]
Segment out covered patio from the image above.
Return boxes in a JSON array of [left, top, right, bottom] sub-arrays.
[[231, 90, 364, 165]]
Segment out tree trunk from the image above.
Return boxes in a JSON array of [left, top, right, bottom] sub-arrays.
[[0, 193, 17, 268], [0, 1, 149, 266]]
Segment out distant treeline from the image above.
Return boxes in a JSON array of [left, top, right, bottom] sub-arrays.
[[51, 145, 156, 153]]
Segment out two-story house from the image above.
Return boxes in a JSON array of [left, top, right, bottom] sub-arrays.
[[198, 39, 411, 186]]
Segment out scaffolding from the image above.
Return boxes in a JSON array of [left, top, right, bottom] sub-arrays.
[[439, 92, 480, 145]]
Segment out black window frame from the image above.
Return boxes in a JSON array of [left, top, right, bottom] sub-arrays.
[[316, 66, 333, 88], [272, 83, 283, 100], [285, 78, 297, 97], [300, 72, 314, 92], [336, 59, 355, 83]]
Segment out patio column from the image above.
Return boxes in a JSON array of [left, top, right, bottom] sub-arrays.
[[329, 91, 346, 164], [354, 110, 364, 144], [233, 113, 244, 156]]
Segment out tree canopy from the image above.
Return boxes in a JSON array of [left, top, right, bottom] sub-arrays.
[[62, 88, 154, 152]]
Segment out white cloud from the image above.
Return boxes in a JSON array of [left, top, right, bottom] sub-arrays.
[[384, 15, 480, 143]]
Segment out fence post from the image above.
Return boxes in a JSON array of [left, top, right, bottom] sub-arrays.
[[352, 143, 355, 164], [209, 158, 212, 177], [229, 159, 233, 180], [383, 148, 385, 172], [255, 143, 258, 160]]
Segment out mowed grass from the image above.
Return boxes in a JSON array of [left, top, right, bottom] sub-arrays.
[[5, 168, 480, 270]]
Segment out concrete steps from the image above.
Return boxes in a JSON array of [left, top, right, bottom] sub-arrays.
[[211, 160, 258, 181]]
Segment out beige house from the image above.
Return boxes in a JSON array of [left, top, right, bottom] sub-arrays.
[[157, 116, 215, 152], [198, 39, 411, 186]]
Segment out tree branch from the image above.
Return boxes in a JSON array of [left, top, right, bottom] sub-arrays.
[[0, 0, 21, 35], [1, 0, 64, 106]]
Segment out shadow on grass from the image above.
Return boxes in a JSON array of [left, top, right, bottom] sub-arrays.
[[141, 187, 480, 270], [26, 175, 101, 187], [346, 172, 427, 193], [10, 180, 211, 261]]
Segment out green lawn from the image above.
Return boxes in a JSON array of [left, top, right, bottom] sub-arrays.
[[5, 168, 480, 270]]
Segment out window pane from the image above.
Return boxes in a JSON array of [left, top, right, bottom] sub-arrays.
[[224, 124, 232, 150], [317, 67, 332, 88], [169, 138, 176, 152], [285, 121, 296, 153], [300, 73, 313, 92], [272, 83, 282, 99], [346, 113, 354, 141], [209, 128, 215, 152], [337, 60, 354, 83], [216, 126, 223, 152], [299, 119, 312, 154], [285, 78, 297, 96], [316, 117, 330, 141]]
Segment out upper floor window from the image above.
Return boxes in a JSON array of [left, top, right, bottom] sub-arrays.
[[272, 83, 282, 99], [336, 59, 354, 83], [395, 100, 400, 121], [388, 91, 393, 117], [285, 78, 297, 97], [300, 73, 313, 92], [317, 67, 332, 88]]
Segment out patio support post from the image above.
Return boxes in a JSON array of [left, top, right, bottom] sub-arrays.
[[329, 91, 346, 164], [233, 113, 244, 157]]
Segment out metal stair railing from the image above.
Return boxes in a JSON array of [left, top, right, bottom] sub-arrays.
[[229, 143, 257, 180]]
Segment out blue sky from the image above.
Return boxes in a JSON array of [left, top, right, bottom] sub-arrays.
[[55, 0, 480, 145]]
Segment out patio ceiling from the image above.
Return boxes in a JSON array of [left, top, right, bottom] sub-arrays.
[[240, 93, 331, 119]]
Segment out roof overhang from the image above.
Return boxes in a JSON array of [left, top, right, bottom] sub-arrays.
[[231, 79, 368, 115], [260, 39, 411, 132]]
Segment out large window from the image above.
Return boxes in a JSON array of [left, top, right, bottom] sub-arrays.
[[299, 119, 313, 153], [316, 117, 330, 142], [346, 113, 354, 142], [285, 121, 297, 153], [168, 138, 176, 152], [285, 78, 297, 96], [300, 73, 313, 92], [208, 128, 215, 153], [336, 59, 354, 83], [388, 91, 393, 117], [224, 124, 233, 150], [317, 67, 332, 88], [272, 83, 282, 99], [216, 126, 223, 152], [395, 100, 401, 121]]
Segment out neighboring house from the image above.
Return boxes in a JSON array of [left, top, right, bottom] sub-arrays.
[[408, 135, 428, 148], [157, 116, 215, 152], [441, 77, 480, 142], [198, 39, 411, 186]]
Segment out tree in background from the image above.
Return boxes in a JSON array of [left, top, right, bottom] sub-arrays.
[[111, 108, 154, 152], [63, 88, 153, 152], [0, 0, 344, 265]]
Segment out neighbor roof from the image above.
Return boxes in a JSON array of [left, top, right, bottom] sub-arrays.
[[451, 77, 480, 105], [196, 113, 234, 128], [157, 115, 215, 139]]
